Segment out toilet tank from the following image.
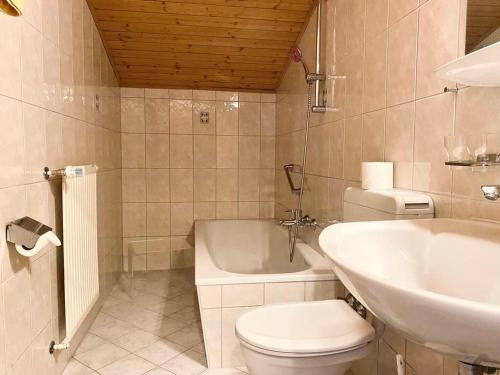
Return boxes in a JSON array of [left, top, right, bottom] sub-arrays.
[[343, 187, 434, 222]]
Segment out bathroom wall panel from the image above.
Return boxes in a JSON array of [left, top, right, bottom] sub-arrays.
[[0, 0, 122, 373], [275, 0, 500, 373], [121, 89, 277, 271]]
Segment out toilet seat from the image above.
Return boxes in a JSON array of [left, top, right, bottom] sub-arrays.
[[235, 300, 375, 356]]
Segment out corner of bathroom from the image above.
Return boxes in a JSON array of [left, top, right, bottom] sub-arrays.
[[0, 0, 499, 375]]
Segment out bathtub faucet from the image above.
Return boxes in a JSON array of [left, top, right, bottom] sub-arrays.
[[279, 209, 317, 228]]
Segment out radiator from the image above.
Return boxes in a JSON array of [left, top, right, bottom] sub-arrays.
[[61, 165, 100, 344]]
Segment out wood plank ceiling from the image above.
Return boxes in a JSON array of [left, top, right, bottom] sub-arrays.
[[466, 0, 500, 53], [87, 0, 316, 91]]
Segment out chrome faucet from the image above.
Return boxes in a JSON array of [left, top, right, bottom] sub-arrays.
[[279, 209, 317, 229], [481, 185, 500, 201]]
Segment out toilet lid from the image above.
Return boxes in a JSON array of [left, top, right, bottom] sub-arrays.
[[235, 300, 375, 354]]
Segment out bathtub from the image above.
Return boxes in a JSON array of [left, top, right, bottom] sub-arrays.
[[195, 220, 339, 369]]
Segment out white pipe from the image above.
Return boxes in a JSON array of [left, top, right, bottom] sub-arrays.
[[314, 0, 322, 107]]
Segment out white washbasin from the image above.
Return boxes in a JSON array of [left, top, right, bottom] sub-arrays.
[[319, 218, 500, 366]]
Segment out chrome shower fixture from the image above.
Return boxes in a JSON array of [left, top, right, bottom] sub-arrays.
[[289, 46, 325, 84]]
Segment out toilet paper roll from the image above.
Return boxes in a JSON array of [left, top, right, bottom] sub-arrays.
[[361, 162, 393, 190], [15, 231, 61, 257]]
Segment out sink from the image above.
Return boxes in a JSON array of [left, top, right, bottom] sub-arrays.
[[319, 218, 500, 366]]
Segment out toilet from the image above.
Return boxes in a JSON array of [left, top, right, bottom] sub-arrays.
[[236, 187, 434, 375]]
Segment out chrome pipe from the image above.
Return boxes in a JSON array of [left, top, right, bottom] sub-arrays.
[[314, 0, 322, 107]]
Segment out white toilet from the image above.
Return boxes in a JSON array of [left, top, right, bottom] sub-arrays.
[[236, 188, 434, 375]]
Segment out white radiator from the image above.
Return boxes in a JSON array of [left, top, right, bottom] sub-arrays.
[[61, 165, 100, 345]]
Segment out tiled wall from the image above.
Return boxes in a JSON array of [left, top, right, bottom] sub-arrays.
[[0, 1, 122, 375], [121, 88, 276, 271], [276, 0, 500, 374]]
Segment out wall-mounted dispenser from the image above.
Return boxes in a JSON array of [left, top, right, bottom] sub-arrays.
[[6, 216, 61, 257]]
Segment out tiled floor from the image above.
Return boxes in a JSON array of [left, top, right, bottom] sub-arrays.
[[64, 269, 248, 375]]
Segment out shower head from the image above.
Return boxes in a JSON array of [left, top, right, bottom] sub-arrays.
[[289, 45, 310, 77], [289, 46, 303, 63]]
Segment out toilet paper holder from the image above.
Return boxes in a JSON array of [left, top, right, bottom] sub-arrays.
[[6, 217, 61, 255]]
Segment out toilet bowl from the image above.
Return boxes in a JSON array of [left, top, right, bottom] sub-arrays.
[[236, 300, 375, 375]]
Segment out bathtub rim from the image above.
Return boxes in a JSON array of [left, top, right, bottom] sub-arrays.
[[195, 219, 336, 286]]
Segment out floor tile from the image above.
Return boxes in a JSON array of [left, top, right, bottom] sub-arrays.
[[62, 359, 95, 375], [113, 329, 160, 352], [202, 369, 245, 375], [89, 313, 137, 341], [74, 333, 107, 355], [75, 342, 130, 370], [99, 354, 156, 375], [135, 339, 187, 366], [145, 367, 175, 375], [161, 350, 207, 375], [166, 324, 203, 348]]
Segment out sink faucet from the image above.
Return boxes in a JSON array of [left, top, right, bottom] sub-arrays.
[[481, 185, 500, 201]]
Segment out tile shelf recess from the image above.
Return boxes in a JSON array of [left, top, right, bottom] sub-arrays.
[[435, 41, 500, 87]]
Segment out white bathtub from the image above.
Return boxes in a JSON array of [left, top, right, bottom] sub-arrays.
[[195, 219, 334, 285], [195, 220, 339, 368]]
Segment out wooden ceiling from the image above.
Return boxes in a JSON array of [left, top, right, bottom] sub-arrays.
[[87, 0, 316, 91], [466, 0, 500, 53]]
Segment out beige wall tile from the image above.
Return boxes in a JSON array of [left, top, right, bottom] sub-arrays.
[[147, 202, 171, 237], [387, 11, 418, 106], [170, 202, 194, 235], [406, 341, 444, 375], [344, 116, 363, 181], [216, 91, 238, 102], [305, 281, 341, 301], [30, 254, 51, 337], [259, 169, 275, 202], [146, 134, 169, 168], [413, 94, 454, 194], [21, 21, 44, 107], [216, 202, 238, 219], [170, 100, 193, 134], [365, 0, 389, 37], [238, 169, 259, 201], [170, 169, 194, 203], [122, 133, 145, 168], [216, 101, 239, 135], [193, 90, 216, 101], [200, 308, 222, 368], [217, 136, 238, 168], [416, 0, 460, 98], [145, 88, 168, 98], [169, 89, 193, 100], [170, 135, 193, 168], [239, 102, 261, 135], [123, 169, 146, 202], [238, 202, 260, 219], [121, 98, 145, 133], [363, 31, 388, 113], [261, 103, 276, 136], [378, 340, 398, 375], [389, 0, 418, 25], [264, 282, 305, 304], [4, 268, 31, 367], [146, 252, 171, 271], [221, 307, 253, 367], [198, 286, 221, 309], [146, 169, 170, 202], [122, 87, 145, 98], [194, 135, 216, 168], [222, 284, 264, 307], [194, 202, 216, 220], [145, 98, 169, 134], [216, 169, 238, 201], [0, 96, 24, 188], [123, 203, 147, 237], [194, 169, 216, 202], [362, 109, 386, 162], [260, 137, 276, 169], [238, 136, 260, 168], [0, 12, 22, 99]]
